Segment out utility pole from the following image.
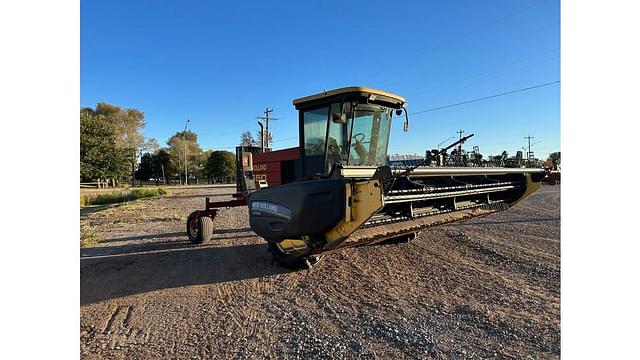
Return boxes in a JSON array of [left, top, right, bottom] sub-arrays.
[[524, 135, 534, 167], [257, 107, 278, 151], [184, 119, 190, 186], [456, 129, 464, 163]]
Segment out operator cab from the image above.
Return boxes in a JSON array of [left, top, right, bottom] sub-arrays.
[[293, 87, 407, 177]]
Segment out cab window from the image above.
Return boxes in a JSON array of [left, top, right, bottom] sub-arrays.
[[303, 107, 329, 156], [349, 106, 392, 166], [302, 107, 329, 175], [324, 103, 352, 172]]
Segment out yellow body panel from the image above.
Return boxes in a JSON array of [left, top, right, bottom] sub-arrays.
[[323, 180, 384, 249], [510, 174, 541, 206]]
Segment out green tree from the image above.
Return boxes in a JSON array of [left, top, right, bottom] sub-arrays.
[[94, 102, 146, 185], [80, 110, 128, 182], [204, 151, 236, 182], [153, 149, 173, 184], [142, 138, 160, 154], [167, 130, 203, 185], [194, 149, 212, 180], [547, 151, 561, 169], [255, 130, 272, 149], [135, 153, 155, 182]]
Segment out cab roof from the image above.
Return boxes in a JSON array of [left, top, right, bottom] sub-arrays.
[[292, 86, 406, 110]]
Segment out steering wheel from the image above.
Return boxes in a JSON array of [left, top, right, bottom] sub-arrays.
[[352, 133, 365, 144]]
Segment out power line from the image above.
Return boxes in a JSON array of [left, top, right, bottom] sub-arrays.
[[410, 80, 560, 116], [405, 48, 559, 101]]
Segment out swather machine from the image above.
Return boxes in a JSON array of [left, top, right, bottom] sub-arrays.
[[187, 87, 545, 268]]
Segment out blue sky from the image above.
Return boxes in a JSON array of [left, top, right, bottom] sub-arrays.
[[81, 0, 560, 159]]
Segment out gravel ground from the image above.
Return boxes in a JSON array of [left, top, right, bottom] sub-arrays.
[[80, 184, 560, 359]]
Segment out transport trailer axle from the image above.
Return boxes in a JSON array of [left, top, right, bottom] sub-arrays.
[[186, 194, 248, 244]]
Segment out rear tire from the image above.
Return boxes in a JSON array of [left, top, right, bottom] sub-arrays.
[[268, 242, 320, 270], [187, 213, 213, 244], [197, 216, 214, 244]]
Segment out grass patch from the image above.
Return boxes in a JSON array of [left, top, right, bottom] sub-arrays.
[[80, 223, 100, 247], [80, 195, 88, 207], [80, 187, 167, 207]]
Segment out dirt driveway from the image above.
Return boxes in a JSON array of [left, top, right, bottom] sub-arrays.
[[80, 185, 560, 359]]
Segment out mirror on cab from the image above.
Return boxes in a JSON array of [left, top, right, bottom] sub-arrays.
[[331, 112, 347, 124], [331, 102, 352, 124]]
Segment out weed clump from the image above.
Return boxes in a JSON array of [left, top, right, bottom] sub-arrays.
[[80, 187, 167, 206], [80, 223, 100, 247]]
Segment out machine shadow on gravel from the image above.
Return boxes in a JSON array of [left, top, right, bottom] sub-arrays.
[[80, 242, 290, 305], [81, 238, 198, 257], [95, 228, 251, 244], [99, 231, 186, 243]]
